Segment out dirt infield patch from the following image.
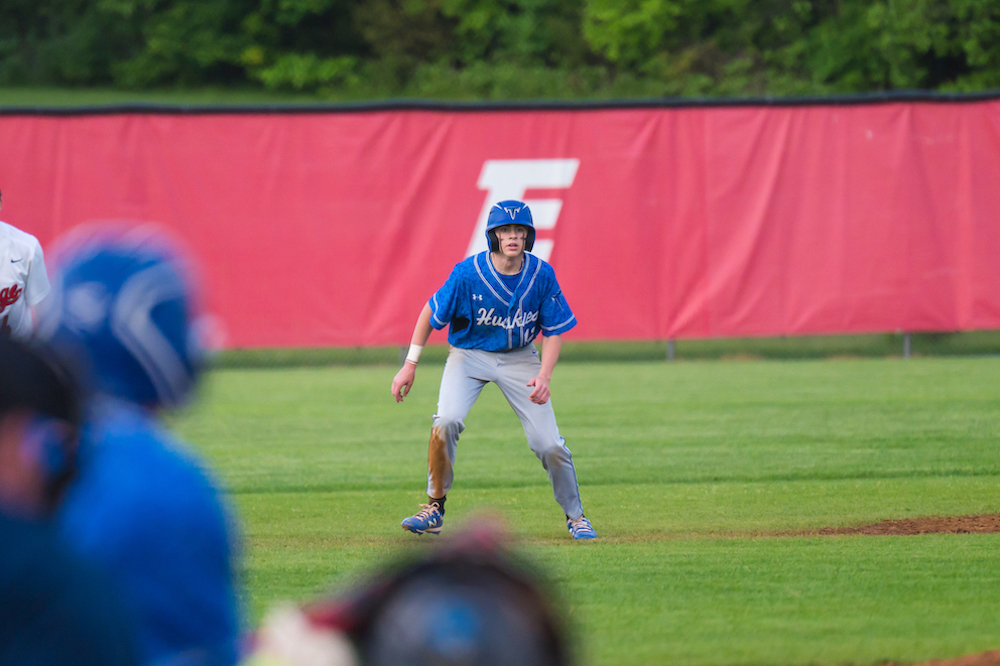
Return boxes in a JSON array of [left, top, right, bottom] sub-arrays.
[[892, 649, 1000, 666], [826, 514, 1000, 666], [783, 515, 1000, 666], [817, 514, 1000, 536]]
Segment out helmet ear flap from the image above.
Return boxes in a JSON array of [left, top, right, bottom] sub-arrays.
[[524, 228, 535, 252], [489, 230, 501, 253]]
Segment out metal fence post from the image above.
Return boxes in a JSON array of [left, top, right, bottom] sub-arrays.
[[667, 339, 675, 362], [903, 333, 911, 359]]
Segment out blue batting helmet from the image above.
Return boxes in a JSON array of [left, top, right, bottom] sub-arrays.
[[38, 223, 209, 409], [485, 200, 535, 253]]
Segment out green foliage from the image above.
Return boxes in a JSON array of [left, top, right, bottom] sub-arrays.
[[582, 0, 689, 67], [2, 0, 1000, 98], [438, 0, 592, 67], [252, 53, 358, 91], [110, 0, 252, 87], [0, 0, 137, 85]]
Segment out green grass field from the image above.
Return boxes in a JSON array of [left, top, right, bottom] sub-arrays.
[[171, 355, 1000, 666]]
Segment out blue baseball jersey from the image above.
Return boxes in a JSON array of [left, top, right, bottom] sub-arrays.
[[57, 399, 242, 666], [429, 251, 576, 351]]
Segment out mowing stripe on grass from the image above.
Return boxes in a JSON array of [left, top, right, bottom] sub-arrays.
[[173, 356, 1000, 666]]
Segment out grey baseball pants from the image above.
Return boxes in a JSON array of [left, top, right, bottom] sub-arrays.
[[425, 343, 584, 520]]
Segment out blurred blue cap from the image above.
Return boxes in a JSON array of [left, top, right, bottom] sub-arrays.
[[38, 223, 210, 409]]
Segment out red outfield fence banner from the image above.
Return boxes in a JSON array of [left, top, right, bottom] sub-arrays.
[[1, 97, 999, 348]]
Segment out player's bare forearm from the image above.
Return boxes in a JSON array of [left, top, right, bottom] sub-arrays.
[[539, 334, 562, 379], [391, 303, 434, 403], [528, 334, 562, 404], [410, 304, 434, 347]]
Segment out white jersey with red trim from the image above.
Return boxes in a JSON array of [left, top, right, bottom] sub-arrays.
[[0, 221, 51, 339]]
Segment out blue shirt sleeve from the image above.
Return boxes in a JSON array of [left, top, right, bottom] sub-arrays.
[[428, 264, 465, 330], [538, 274, 577, 337]]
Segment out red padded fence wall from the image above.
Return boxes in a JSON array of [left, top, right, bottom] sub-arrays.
[[1, 101, 998, 348]]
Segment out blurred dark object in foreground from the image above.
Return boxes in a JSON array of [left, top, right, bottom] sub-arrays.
[[0, 335, 137, 665], [247, 514, 572, 666]]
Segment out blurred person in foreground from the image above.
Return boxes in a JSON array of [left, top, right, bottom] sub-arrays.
[[38, 222, 244, 666], [0, 335, 136, 665], [244, 514, 572, 666], [0, 188, 52, 338]]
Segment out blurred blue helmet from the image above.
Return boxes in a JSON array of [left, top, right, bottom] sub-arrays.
[[485, 200, 535, 253], [38, 223, 208, 409]]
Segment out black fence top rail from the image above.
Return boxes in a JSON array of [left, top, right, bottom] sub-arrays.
[[2, 89, 1000, 116]]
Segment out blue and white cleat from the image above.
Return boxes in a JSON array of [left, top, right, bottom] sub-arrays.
[[567, 515, 598, 540], [401, 503, 444, 535]]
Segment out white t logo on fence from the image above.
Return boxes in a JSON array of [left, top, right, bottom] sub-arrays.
[[467, 159, 580, 262]]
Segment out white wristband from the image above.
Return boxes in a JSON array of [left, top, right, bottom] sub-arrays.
[[405, 343, 423, 365]]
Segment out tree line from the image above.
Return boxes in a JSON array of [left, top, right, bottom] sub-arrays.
[[2, 0, 999, 100]]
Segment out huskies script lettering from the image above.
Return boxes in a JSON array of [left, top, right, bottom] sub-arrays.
[[0, 284, 22, 313], [476, 307, 539, 331]]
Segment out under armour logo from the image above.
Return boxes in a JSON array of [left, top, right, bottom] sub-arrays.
[[503, 206, 521, 219], [472, 294, 483, 301]]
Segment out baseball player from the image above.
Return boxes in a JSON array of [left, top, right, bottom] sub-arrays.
[[41, 223, 243, 666], [391, 200, 597, 540], [0, 189, 51, 339]]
